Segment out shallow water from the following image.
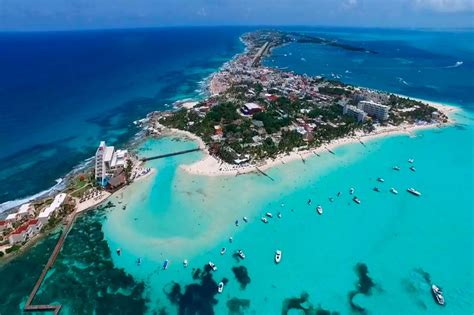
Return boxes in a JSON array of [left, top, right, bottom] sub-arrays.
[[97, 108, 472, 314]]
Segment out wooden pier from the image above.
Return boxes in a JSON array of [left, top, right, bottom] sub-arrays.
[[23, 213, 78, 314], [140, 147, 201, 162]]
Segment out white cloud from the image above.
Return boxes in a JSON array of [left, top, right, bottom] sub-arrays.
[[414, 0, 474, 13], [342, 0, 358, 9]]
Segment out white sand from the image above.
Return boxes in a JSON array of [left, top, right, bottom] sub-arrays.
[[180, 101, 459, 177]]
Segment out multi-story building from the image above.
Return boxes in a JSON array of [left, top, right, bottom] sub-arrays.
[[358, 100, 390, 121], [95, 141, 128, 186], [9, 219, 42, 245], [343, 105, 368, 122], [37, 193, 67, 224]]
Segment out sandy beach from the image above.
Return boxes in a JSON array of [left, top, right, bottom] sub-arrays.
[[179, 100, 459, 177]]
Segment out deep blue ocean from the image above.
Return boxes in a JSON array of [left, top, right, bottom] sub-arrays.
[[1, 26, 473, 210], [0, 27, 247, 208]]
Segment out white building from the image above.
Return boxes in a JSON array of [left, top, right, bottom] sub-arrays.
[[5, 213, 18, 224], [38, 193, 67, 224], [17, 203, 34, 218], [358, 100, 390, 121], [343, 105, 367, 122], [8, 219, 42, 245], [95, 141, 128, 186]]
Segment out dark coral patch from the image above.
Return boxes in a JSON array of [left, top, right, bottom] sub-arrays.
[[281, 292, 339, 315], [348, 263, 376, 314], [165, 264, 219, 315], [227, 297, 250, 315], [232, 266, 251, 290]]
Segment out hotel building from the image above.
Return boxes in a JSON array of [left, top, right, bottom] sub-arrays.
[[95, 141, 128, 186], [358, 100, 390, 121], [343, 105, 368, 122]]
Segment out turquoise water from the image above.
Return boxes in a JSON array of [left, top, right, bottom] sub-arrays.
[[97, 108, 473, 314], [1, 27, 473, 314]]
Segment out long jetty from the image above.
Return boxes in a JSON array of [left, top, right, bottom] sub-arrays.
[[24, 213, 78, 314], [140, 147, 201, 162]]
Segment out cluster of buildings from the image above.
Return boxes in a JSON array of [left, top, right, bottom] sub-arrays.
[[95, 141, 129, 188], [343, 100, 390, 122], [0, 193, 69, 246]]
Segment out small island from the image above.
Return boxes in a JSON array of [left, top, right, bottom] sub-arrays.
[[143, 30, 451, 175]]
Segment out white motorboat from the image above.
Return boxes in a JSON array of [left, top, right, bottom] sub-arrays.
[[408, 158, 414, 163], [237, 249, 246, 259], [410, 166, 416, 172], [353, 196, 361, 204], [277, 212, 282, 219], [266, 212, 273, 218], [163, 259, 169, 270], [407, 188, 421, 196], [377, 177, 385, 183], [393, 166, 400, 171], [316, 205, 323, 215], [217, 282, 224, 293], [220, 247, 226, 255], [350, 188, 355, 195], [208, 261, 217, 271], [275, 250, 282, 264], [390, 188, 398, 195], [183, 259, 188, 268], [261, 217, 268, 223], [243, 216, 248, 223], [431, 284, 445, 305]]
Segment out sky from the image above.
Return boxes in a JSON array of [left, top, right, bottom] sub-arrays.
[[0, 0, 473, 31]]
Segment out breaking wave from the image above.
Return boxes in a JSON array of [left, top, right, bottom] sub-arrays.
[[445, 61, 463, 69]]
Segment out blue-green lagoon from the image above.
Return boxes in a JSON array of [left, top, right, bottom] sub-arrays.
[[93, 109, 472, 314]]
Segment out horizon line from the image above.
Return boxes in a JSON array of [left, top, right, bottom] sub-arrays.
[[1, 24, 474, 33]]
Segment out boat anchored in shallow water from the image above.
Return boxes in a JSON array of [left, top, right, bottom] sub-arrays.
[[393, 166, 400, 171], [277, 212, 282, 218], [316, 205, 323, 215], [163, 259, 169, 270], [390, 188, 398, 195], [183, 259, 188, 268], [237, 249, 246, 259], [410, 166, 416, 172], [377, 177, 385, 183], [350, 188, 355, 195], [373, 187, 380, 192], [220, 247, 226, 255], [353, 196, 361, 204], [217, 282, 224, 293], [243, 216, 248, 223], [407, 188, 421, 196], [261, 217, 268, 223], [408, 158, 414, 163], [208, 261, 217, 271], [275, 250, 282, 264], [431, 284, 445, 305], [266, 212, 273, 218]]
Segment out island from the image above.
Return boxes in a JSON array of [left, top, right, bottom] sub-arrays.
[[142, 30, 451, 176]]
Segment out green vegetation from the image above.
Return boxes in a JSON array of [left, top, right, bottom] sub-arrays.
[[5, 245, 21, 254], [0, 251, 4, 257]]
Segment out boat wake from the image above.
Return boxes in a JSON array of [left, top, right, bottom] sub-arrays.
[[397, 77, 411, 86], [445, 61, 463, 69]]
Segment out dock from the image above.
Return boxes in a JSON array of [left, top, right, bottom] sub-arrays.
[[24, 213, 78, 314], [140, 147, 201, 162], [255, 166, 274, 181]]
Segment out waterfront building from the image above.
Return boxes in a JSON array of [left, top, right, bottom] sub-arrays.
[[37, 193, 67, 224], [358, 100, 390, 121], [8, 219, 42, 245], [17, 203, 34, 218], [95, 141, 129, 186], [343, 105, 368, 122], [5, 213, 17, 224]]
